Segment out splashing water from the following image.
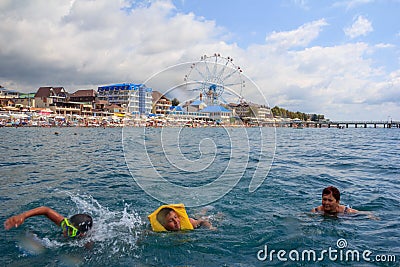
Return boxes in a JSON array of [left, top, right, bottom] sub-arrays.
[[15, 192, 147, 265], [65, 192, 145, 257]]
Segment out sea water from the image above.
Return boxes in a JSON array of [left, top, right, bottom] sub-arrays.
[[0, 127, 399, 266]]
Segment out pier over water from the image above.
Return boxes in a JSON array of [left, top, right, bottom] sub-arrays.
[[279, 120, 400, 128]]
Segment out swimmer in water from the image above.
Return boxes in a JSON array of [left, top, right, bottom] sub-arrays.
[[311, 186, 358, 214], [149, 204, 215, 232], [157, 207, 214, 231], [4, 206, 93, 238]]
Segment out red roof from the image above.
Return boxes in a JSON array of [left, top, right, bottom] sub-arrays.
[[34, 87, 66, 97]]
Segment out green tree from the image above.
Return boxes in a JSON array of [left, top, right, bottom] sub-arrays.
[[171, 98, 180, 106], [272, 105, 324, 121]]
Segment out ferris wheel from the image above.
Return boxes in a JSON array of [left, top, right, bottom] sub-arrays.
[[184, 53, 245, 105]]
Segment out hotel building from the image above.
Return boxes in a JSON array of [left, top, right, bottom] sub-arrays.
[[98, 83, 152, 116]]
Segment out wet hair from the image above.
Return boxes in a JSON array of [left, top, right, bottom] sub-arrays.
[[156, 208, 174, 227], [69, 214, 93, 233], [322, 186, 340, 201]]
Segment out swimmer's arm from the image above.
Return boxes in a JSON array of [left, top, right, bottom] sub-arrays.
[[189, 218, 216, 230], [346, 207, 379, 220], [4, 206, 64, 230], [346, 207, 358, 213], [356, 210, 379, 220]]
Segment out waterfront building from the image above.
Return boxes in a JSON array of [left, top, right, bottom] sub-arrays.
[[0, 87, 19, 109], [14, 93, 36, 109], [92, 100, 111, 117], [98, 83, 131, 106], [98, 83, 152, 116], [69, 89, 98, 103], [105, 104, 125, 115], [152, 91, 172, 115], [166, 105, 210, 122], [181, 98, 208, 113], [168, 105, 185, 115], [257, 104, 272, 119], [68, 89, 118, 117], [34, 87, 68, 109], [1, 88, 37, 111], [228, 101, 272, 122], [0, 99, 17, 111], [34, 86, 83, 115], [0, 86, 20, 98], [66, 89, 98, 116], [138, 85, 153, 115], [200, 105, 232, 123]]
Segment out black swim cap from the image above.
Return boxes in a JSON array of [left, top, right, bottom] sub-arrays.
[[69, 214, 93, 233]]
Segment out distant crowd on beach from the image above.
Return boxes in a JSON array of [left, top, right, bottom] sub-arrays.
[[0, 114, 249, 128], [0, 115, 121, 128], [3, 111, 397, 129]]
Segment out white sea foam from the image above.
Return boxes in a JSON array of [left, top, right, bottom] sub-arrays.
[[62, 192, 145, 257]]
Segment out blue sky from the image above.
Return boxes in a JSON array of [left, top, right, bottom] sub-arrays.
[[172, 0, 399, 68], [0, 0, 399, 120]]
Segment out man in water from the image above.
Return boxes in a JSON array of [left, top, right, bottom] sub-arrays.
[[157, 207, 213, 231], [4, 206, 93, 238], [148, 203, 215, 232], [312, 186, 358, 214]]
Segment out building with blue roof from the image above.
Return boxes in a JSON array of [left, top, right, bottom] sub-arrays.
[[184, 99, 207, 113], [166, 105, 209, 121], [169, 105, 184, 113], [200, 105, 232, 122], [98, 83, 152, 116], [0, 87, 20, 98]]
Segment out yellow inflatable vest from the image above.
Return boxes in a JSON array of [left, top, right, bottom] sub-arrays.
[[148, 203, 194, 232]]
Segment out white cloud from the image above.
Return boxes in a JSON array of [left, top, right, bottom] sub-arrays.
[[0, 0, 398, 120], [266, 19, 328, 49], [344, 15, 373, 38], [245, 41, 383, 113], [0, 0, 226, 89]]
